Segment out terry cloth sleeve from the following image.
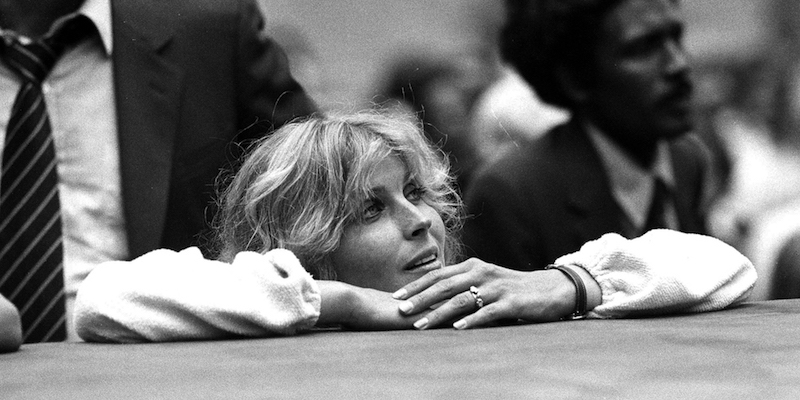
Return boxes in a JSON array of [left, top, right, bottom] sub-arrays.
[[552, 229, 757, 319], [74, 247, 321, 343]]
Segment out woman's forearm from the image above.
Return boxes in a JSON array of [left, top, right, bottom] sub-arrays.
[[74, 248, 321, 343], [317, 280, 422, 330], [554, 229, 757, 318], [317, 281, 355, 326]]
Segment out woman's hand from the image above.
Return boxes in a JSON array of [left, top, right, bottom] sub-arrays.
[[392, 258, 598, 330], [317, 281, 427, 330]]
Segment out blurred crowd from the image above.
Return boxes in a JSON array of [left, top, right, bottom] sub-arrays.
[[692, 0, 800, 299]]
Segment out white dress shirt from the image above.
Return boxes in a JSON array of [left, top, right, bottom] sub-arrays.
[[0, 0, 125, 340], [586, 123, 679, 235]]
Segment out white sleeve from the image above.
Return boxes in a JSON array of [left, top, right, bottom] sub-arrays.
[[552, 229, 757, 319], [74, 247, 321, 343]]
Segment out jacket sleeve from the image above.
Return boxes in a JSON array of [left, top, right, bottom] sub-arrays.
[[235, 0, 317, 141], [74, 247, 321, 343], [552, 229, 757, 318]]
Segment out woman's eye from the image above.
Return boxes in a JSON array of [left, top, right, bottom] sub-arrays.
[[405, 185, 427, 202], [363, 200, 384, 220]]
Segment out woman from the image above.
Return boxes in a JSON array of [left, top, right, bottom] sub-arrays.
[[74, 111, 756, 342]]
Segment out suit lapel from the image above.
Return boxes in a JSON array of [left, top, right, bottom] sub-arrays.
[[559, 121, 627, 241], [111, 0, 182, 257]]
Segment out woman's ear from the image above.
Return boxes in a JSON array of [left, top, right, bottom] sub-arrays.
[[555, 65, 589, 106]]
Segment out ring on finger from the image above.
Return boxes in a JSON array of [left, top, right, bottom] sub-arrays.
[[469, 285, 484, 309]]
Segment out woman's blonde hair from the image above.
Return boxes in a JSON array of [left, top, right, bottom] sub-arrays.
[[213, 110, 463, 280]]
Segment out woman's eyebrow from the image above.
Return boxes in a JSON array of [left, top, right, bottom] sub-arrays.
[[367, 186, 388, 196], [402, 169, 419, 188]]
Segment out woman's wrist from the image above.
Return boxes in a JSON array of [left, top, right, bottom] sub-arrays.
[[545, 264, 602, 319], [564, 264, 602, 313], [316, 281, 356, 326]]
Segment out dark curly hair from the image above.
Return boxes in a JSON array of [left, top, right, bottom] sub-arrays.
[[500, 0, 625, 109]]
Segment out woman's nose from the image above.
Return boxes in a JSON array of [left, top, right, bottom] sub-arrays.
[[401, 203, 433, 239]]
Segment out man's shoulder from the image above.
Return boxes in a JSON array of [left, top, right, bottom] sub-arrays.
[[481, 121, 591, 175], [116, 0, 248, 10], [468, 120, 598, 203], [112, 0, 252, 25]]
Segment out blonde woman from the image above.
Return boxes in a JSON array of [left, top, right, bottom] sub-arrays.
[[75, 111, 756, 343]]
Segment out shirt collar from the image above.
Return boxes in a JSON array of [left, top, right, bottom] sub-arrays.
[[79, 0, 113, 55], [0, 0, 112, 55], [585, 121, 675, 229]]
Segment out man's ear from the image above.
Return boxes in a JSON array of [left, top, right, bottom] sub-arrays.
[[555, 65, 589, 106]]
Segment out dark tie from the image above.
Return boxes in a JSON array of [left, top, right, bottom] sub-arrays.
[[0, 16, 93, 343], [644, 178, 673, 232]]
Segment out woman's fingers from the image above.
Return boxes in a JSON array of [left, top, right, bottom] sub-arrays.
[[396, 259, 496, 315], [392, 262, 469, 300], [404, 268, 578, 330], [398, 271, 478, 315], [453, 304, 504, 330], [411, 290, 479, 330]]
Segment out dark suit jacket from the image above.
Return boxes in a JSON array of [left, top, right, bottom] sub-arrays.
[[462, 118, 708, 271], [110, 0, 316, 258]]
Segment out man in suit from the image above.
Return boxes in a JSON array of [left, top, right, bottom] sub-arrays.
[[462, 0, 708, 271], [0, 0, 315, 341]]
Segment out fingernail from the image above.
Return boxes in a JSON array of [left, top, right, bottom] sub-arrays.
[[392, 288, 407, 299], [399, 301, 414, 314], [453, 319, 467, 330], [413, 318, 429, 330]]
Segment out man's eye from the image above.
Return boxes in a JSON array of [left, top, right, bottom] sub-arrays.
[[625, 33, 663, 57], [627, 40, 655, 56]]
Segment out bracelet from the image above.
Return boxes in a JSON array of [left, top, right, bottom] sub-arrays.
[[546, 264, 587, 320]]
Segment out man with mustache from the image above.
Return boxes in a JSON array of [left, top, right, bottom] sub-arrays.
[[462, 0, 709, 271]]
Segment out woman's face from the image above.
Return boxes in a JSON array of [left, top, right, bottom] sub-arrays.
[[329, 155, 446, 292]]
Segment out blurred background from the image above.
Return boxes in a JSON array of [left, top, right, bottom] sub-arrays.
[[260, 0, 800, 301], [260, 0, 502, 110], [260, 0, 768, 109]]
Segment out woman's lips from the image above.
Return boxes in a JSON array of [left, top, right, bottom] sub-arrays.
[[406, 254, 442, 273]]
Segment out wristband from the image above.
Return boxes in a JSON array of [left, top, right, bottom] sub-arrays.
[[546, 264, 587, 320]]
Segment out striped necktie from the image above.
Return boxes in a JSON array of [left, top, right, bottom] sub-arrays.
[[0, 16, 92, 343]]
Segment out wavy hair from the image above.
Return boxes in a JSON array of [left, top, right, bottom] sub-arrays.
[[213, 110, 463, 280]]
